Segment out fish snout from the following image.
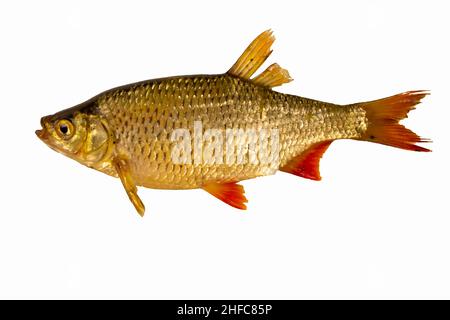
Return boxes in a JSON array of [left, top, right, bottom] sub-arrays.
[[36, 116, 51, 140], [35, 129, 47, 139]]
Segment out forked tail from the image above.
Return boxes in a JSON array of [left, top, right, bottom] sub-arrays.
[[279, 90, 430, 182], [359, 90, 431, 152]]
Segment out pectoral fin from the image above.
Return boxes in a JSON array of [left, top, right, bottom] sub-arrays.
[[113, 157, 145, 216], [203, 182, 248, 210]]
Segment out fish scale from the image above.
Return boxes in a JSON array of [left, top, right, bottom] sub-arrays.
[[95, 74, 364, 189]]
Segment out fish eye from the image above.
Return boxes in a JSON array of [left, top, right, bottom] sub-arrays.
[[55, 119, 74, 139]]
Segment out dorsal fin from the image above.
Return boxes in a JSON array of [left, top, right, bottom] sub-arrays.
[[227, 30, 275, 80], [252, 63, 293, 88]]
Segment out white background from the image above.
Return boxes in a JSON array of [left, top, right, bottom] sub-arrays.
[[0, 0, 448, 299]]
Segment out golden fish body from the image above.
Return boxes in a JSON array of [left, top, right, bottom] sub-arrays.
[[96, 74, 365, 189], [36, 30, 429, 216]]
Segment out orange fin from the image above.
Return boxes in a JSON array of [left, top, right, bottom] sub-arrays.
[[227, 30, 275, 80], [280, 141, 333, 181], [203, 182, 248, 210], [360, 90, 431, 152], [252, 63, 293, 88]]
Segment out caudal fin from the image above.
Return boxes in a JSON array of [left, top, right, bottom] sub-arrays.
[[359, 90, 431, 152]]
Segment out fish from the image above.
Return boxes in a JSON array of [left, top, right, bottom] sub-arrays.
[[36, 30, 431, 216]]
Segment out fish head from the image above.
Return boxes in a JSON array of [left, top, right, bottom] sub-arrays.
[[36, 108, 114, 167]]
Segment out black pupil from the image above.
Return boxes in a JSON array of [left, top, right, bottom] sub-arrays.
[[60, 124, 69, 134]]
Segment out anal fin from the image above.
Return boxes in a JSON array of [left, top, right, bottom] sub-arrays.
[[280, 141, 333, 181], [203, 182, 248, 210]]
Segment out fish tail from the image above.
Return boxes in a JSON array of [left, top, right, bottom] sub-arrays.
[[359, 90, 431, 152]]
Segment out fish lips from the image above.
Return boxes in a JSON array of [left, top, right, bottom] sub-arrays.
[[35, 129, 47, 140], [35, 116, 50, 140]]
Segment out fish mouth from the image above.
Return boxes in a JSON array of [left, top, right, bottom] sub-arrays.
[[35, 128, 48, 141], [35, 129, 45, 138], [36, 116, 50, 140]]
